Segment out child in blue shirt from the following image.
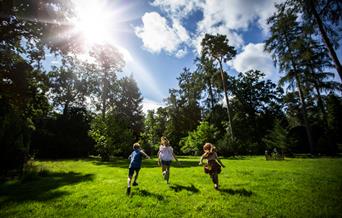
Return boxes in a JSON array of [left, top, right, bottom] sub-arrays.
[[127, 143, 150, 195]]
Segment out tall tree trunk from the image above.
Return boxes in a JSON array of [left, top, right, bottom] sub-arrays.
[[207, 77, 215, 109], [218, 60, 234, 140], [306, 0, 342, 80], [63, 101, 69, 117], [307, 66, 328, 124], [284, 31, 315, 154], [295, 75, 315, 154], [101, 74, 107, 119]]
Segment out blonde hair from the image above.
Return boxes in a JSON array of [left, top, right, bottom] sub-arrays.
[[203, 143, 215, 157], [160, 136, 170, 146], [133, 143, 141, 150]]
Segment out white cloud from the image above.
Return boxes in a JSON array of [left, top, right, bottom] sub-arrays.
[[175, 48, 187, 58], [50, 60, 60, 64], [197, 0, 283, 32], [134, 12, 189, 56], [151, 0, 200, 20], [137, 0, 283, 58], [142, 98, 165, 114], [229, 43, 276, 77]]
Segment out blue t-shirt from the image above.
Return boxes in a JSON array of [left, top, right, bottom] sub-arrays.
[[129, 149, 142, 168]]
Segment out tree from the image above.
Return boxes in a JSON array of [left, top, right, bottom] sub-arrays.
[[195, 56, 222, 111], [90, 44, 125, 118], [302, 0, 342, 80], [0, 0, 84, 174], [201, 34, 237, 140], [231, 70, 284, 149], [163, 68, 203, 151], [0, 50, 50, 173], [48, 55, 93, 115], [282, 0, 342, 80], [89, 112, 133, 161], [180, 121, 218, 155], [263, 120, 295, 155], [116, 75, 144, 141], [141, 107, 168, 154], [326, 94, 342, 153], [265, 4, 315, 154]]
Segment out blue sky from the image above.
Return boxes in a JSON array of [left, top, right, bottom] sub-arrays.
[[46, 0, 341, 113], [112, 0, 283, 112]]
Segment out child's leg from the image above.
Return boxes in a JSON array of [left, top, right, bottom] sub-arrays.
[[161, 163, 167, 179], [165, 165, 170, 183], [133, 169, 140, 185], [128, 176, 132, 187], [128, 168, 134, 187], [210, 173, 218, 184], [211, 173, 219, 189]]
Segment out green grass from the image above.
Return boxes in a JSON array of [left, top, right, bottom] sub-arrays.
[[1, 156, 341, 217]]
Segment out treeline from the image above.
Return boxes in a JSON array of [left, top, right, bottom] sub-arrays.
[[142, 0, 342, 156], [1, 0, 341, 175]]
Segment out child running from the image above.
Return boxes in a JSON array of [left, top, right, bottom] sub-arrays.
[[127, 143, 150, 195], [157, 136, 179, 184], [199, 143, 225, 190]]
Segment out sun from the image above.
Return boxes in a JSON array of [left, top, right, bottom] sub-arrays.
[[72, 0, 114, 45]]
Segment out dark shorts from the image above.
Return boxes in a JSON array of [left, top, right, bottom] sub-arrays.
[[128, 167, 140, 177], [161, 160, 171, 166]]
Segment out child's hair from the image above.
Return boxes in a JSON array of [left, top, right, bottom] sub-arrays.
[[160, 136, 170, 146], [133, 143, 141, 150], [203, 143, 216, 157]]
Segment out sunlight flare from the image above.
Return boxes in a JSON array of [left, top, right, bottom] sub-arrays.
[[71, 0, 115, 45]]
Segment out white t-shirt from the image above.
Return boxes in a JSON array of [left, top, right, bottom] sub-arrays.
[[158, 145, 174, 161]]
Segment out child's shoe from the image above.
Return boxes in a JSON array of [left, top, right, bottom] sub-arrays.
[[133, 182, 138, 186], [162, 171, 166, 179], [214, 184, 219, 190], [126, 187, 131, 195]]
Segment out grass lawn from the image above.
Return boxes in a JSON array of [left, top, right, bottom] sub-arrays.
[[0, 156, 341, 217]]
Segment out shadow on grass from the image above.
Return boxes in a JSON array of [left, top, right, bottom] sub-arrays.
[[219, 188, 252, 197], [133, 189, 166, 201], [92, 158, 201, 169], [169, 184, 200, 193], [0, 171, 94, 204]]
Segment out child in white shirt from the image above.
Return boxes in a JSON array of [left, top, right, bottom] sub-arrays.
[[157, 136, 179, 184]]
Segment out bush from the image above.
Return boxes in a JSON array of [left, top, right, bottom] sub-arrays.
[[89, 112, 134, 161], [180, 121, 218, 155]]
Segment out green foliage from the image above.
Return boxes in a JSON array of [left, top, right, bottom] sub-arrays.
[[48, 55, 94, 114], [89, 44, 125, 118], [0, 50, 50, 174], [89, 112, 133, 161], [163, 68, 203, 152], [200, 34, 237, 63], [230, 70, 284, 151], [141, 108, 168, 154], [216, 134, 241, 156], [263, 120, 295, 153], [116, 75, 144, 141], [31, 107, 94, 158], [180, 121, 218, 154]]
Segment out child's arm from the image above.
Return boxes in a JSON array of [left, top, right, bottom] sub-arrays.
[[157, 150, 161, 166], [172, 152, 178, 162], [141, 150, 150, 159], [199, 154, 205, 165], [216, 157, 225, 168]]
